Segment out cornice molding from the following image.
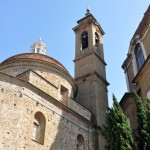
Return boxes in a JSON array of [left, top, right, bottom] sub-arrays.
[[75, 71, 109, 86], [0, 59, 78, 97], [74, 48, 107, 66]]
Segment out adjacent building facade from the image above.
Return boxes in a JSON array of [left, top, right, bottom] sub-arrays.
[[0, 9, 108, 150], [120, 5, 150, 131]]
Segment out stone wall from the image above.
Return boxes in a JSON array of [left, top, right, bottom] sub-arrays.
[[0, 62, 76, 100], [120, 94, 137, 131], [0, 75, 94, 150], [68, 97, 91, 121], [143, 24, 150, 56], [126, 60, 135, 92], [0, 60, 77, 98]]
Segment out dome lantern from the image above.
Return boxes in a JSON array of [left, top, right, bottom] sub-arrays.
[[31, 38, 47, 55]]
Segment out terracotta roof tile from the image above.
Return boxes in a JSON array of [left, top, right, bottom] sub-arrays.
[[1, 53, 69, 74]]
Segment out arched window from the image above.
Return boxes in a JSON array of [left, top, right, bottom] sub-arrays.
[[95, 32, 99, 48], [32, 112, 46, 144], [77, 134, 85, 150], [135, 43, 145, 71], [81, 32, 88, 50]]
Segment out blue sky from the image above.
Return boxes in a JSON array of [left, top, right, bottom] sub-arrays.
[[0, 1, 149, 106]]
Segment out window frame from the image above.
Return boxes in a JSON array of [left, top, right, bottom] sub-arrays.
[[60, 85, 68, 104], [81, 32, 88, 50], [77, 134, 85, 150], [32, 112, 46, 145], [95, 32, 99, 48], [134, 43, 145, 71]]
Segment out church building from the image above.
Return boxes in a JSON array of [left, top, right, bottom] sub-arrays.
[[0, 9, 108, 150], [0, 5, 149, 150]]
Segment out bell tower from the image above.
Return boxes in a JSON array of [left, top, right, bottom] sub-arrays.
[[73, 9, 109, 150]]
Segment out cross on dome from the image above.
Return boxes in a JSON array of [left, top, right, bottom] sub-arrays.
[[31, 38, 47, 55]]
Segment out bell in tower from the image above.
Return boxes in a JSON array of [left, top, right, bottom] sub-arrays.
[[73, 9, 109, 150]]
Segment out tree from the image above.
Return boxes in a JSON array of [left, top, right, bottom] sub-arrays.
[[133, 91, 149, 150], [146, 98, 150, 149], [100, 94, 135, 150]]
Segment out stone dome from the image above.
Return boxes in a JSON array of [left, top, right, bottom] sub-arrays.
[[1, 53, 69, 75]]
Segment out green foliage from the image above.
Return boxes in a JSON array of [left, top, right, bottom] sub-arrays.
[[146, 99, 150, 148], [133, 91, 149, 150], [100, 94, 135, 150]]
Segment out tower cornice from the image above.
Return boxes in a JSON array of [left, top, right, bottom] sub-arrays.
[[73, 14, 105, 35], [75, 71, 109, 86], [73, 49, 107, 66]]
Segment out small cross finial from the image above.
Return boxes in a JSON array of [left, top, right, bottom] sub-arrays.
[[85, 6, 91, 16]]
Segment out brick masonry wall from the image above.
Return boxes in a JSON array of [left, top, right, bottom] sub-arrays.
[[0, 78, 94, 150], [0, 63, 76, 103]]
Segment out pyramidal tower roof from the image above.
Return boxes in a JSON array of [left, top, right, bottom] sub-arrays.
[[73, 9, 105, 35]]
